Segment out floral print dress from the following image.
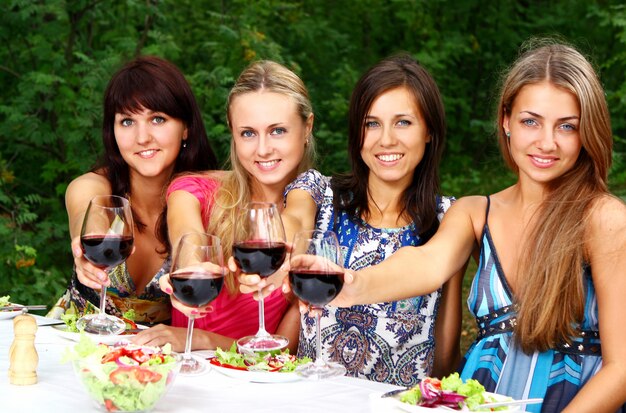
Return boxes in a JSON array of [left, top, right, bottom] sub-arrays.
[[48, 258, 172, 325], [287, 169, 454, 386]]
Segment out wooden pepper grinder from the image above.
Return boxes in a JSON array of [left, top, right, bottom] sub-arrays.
[[8, 313, 38, 385]]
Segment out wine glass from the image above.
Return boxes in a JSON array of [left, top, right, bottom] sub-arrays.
[[76, 195, 134, 335], [233, 202, 288, 352], [289, 229, 347, 379], [170, 232, 225, 375]]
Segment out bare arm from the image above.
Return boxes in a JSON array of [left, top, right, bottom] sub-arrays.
[[282, 188, 318, 241], [562, 196, 626, 412], [166, 189, 205, 253], [65, 172, 113, 289], [431, 263, 465, 378], [333, 197, 480, 307]]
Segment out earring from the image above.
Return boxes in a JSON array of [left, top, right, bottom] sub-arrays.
[[505, 131, 511, 139], [183, 141, 187, 148]]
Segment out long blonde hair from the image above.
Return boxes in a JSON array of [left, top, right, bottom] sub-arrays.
[[209, 60, 315, 293], [497, 40, 612, 352]]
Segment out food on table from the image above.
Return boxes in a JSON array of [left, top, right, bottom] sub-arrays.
[[399, 373, 511, 411], [0, 295, 10, 307], [62, 308, 137, 333], [63, 335, 179, 412], [211, 343, 311, 373]]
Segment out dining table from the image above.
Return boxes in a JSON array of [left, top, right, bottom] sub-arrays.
[[1, 314, 404, 413]]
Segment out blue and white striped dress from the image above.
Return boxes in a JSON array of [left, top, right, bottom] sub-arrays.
[[460, 196, 623, 412]]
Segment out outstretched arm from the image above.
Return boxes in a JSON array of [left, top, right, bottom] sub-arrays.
[[332, 197, 480, 307], [282, 188, 318, 242], [166, 189, 206, 254]]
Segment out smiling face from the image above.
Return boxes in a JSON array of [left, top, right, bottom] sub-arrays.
[[230, 91, 311, 194], [504, 81, 582, 185], [114, 106, 187, 181], [360, 86, 430, 191]]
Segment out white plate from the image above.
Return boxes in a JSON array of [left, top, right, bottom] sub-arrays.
[[51, 324, 147, 346], [208, 357, 301, 383], [0, 304, 24, 320], [370, 391, 521, 412]]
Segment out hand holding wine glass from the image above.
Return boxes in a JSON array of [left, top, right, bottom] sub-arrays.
[[76, 195, 134, 335], [289, 229, 346, 379], [232, 202, 288, 352], [169, 232, 225, 374]]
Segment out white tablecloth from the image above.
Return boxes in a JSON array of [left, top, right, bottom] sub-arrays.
[[1, 315, 401, 413]]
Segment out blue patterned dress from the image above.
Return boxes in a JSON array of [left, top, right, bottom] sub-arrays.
[[287, 169, 454, 386], [460, 196, 623, 412]]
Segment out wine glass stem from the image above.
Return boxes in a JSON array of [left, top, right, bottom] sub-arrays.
[[314, 309, 324, 367], [184, 315, 195, 359], [256, 286, 269, 337], [97, 273, 109, 320]]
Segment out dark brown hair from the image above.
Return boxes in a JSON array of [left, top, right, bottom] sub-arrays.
[[96, 56, 218, 250], [332, 54, 446, 238]]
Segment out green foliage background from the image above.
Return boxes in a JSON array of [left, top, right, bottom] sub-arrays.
[[1, 0, 625, 311]]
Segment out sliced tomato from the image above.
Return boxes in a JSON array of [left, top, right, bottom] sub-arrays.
[[104, 399, 118, 412], [109, 367, 162, 384], [122, 317, 137, 330], [208, 357, 247, 371], [134, 367, 162, 383], [101, 348, 128, 364], [128, 349, 150, 364], [109, 367, 134, 385]]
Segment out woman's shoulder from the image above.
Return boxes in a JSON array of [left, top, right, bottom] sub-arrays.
[[448, 195, 488, 212], [296, 168, 328, 184], [169, 171, 222, 193], [285, 168, 329, 195], [587, 194, 626, 232], [66, 171, 110, 197]]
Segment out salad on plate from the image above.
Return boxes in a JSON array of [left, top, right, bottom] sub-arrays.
[[395, 373, 515, 411], [0, 295, 24, 320], [208, 343, 311, 382], [63, 335, 180, 412]]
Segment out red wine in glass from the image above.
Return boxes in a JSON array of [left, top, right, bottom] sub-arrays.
[[76, 195, 134, 335], [234, 202, 289, 353], [171, 272, 224, 307], [289, 229, 347, 379], [170, 232, 224, 375], [232, 240, 287, 277], [81, 235, 134, 269], [288, 269, 344, 307]]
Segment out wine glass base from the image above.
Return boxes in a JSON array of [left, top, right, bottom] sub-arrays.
[[179, 354, 208, 376], [77, 313, 126, 335], [237, 334, 289, 353], [296, 361, 347, 380]]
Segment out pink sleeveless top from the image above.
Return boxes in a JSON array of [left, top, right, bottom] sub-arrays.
[[166, 175, 290, 337]]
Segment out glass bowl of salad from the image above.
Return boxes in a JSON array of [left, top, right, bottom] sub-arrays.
[[65, 336, 181, 412]]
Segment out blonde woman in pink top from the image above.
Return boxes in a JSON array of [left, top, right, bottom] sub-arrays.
[[133, 60, 315, 352]]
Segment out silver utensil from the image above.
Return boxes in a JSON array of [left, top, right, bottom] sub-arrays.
[[478, 397, 543, 409], [381, 388, 410, 398], [1, 305, 47, 312]]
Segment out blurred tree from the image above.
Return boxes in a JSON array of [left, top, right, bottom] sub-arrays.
[[0, 0, 624, 309]]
